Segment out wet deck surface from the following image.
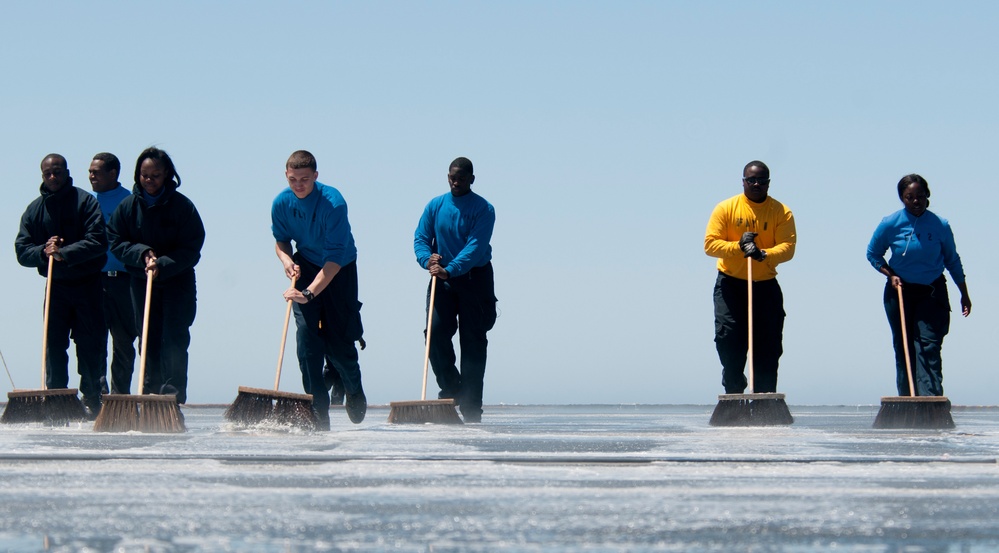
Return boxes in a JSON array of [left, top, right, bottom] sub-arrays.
[[0, 404, 997, 552]]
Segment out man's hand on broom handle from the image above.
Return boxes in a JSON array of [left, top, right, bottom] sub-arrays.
[[144, 250, 159, 280]]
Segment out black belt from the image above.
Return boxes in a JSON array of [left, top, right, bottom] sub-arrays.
[[104, 271, 126, 278]]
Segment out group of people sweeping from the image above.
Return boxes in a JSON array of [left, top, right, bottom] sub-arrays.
[[12, 149, 496, 429], [10, 151, 969, 429], [15, 149, 205, 423], [705, 160, 971, 420]]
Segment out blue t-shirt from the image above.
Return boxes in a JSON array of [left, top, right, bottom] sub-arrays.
[[94, 184, 132, 272], [866, 208, 966, 285], [414, 191, 494, 278], [271, 182, 357, 268]]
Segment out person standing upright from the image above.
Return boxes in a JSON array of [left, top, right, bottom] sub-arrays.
[[107, 147, 204, 405], [866, 174, 971, 396], [272, 150, 366, 430], [704, 161, 796, 394], [15, 153, 108, 418], [89, 152, 138, 395], [414, 157, 497, 423]]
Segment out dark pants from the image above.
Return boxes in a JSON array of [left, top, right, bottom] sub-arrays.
[[293, 256, 363, 414], [428, 263, 497, 419], [713, 271, 785, 393], [883, 275, 950, 396], [45, 276, 106, 406], [131, 273, 197, 403], [102, 273, 137, 394]]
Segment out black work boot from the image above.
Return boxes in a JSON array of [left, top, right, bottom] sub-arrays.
[[313, 408, 331, 431], [345, 388, 367, 424]]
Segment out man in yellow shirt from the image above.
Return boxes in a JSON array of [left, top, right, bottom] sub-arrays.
[[704, 161, 796, 393]]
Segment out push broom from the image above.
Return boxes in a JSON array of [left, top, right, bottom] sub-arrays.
[[1, 256, 86, 425], [93, 271, 185, 432], [388, 276, 463, 424], [873, 285, 954, 429], [223, 277, 317, 430], [710, 256, 794, 426]]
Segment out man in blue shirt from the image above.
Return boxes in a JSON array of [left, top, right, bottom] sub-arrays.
[[272, 150, 366, 429], [89, 152, 137, 396], [414, 157, 497, 423]]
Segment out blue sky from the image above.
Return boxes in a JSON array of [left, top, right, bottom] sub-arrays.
[[1, 1, 996, 406]]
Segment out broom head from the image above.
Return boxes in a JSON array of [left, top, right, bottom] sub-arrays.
[[709, 393, 794, 426], [873, 395, 955, 429], [1, 388, 87, 425], [93, 393, 186, 433], [388, 399, 463, 424], [223, 386, 317, 431]]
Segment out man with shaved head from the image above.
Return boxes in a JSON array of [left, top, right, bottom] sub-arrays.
[[15, 154, 109, 418]]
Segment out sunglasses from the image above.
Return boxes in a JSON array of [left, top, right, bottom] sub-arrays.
[[743, 177, 770, 185]]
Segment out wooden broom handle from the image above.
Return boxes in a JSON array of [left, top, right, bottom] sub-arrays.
[[136, 271, 155, 395], [421, 276, 438, 401], [40, 256, 54, 390], [896, 285, 917, 397], [747, 257, 754, 393], [273, 276, 297, 391]]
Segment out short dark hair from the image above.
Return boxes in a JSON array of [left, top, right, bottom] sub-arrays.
[[93, 152, 120, 177], [897, 173, 930, 200], [134, 147, 181, 188], [743, 160, 769, 177], [450, 157, 473, 174], [287, 150, 318, 171], [41, 153, 67, 169]]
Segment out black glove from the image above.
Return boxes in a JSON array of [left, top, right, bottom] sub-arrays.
[[739, 232, 757, 249], [742, 241, 767, 261]]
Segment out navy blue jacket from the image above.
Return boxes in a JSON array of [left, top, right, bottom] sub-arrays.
[[15, 179, 107, 280], [107, 182, 205, 284]]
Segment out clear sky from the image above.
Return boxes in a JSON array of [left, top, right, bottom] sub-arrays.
[[1, 1, 996, 406]]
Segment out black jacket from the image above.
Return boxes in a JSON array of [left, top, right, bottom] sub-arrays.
[[15, 179, 107, 280], [107, 182, 205, 284]]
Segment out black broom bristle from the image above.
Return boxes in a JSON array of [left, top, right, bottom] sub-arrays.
[[2, 389, 86, 425], [388, 400, 463, 424], [1, 394, 45, 424], [873, 396, 955, 429], [710, 393, 794, 427], [224, 391, 274, 425], [224, 387, 317, 431]]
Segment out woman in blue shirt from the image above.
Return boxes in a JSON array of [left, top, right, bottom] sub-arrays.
[[866, 174, 971, 396]]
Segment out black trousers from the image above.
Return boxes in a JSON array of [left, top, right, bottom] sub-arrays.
[[427, 263, 497, 419], [45, 276, 106, 404], [102, 273, 137, 394], [713, 271, 785, 393], [292, 255, 363, 414], [131, 273, 197, 403], [883, 275, 950, 396]]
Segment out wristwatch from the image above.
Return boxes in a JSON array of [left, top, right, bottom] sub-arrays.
[[302, 289, 315, 302]]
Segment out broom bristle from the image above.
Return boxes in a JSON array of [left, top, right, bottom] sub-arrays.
[[139, 397, 185, 433], [93, 394, 140, 432], [709, 393, 794, 426], [2, 389, 86, 425], [93, 394, 185, 433], [1, 394, 45, 424], [388, 399, 463, 424], [873, 396, 955, 429], [224, 386, 317, 430]]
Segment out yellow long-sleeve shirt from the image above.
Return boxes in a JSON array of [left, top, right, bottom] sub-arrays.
[[704, 193, 796, 281]]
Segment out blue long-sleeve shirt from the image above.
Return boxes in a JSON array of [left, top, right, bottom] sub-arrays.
[[414, 191, 494, 278], [94, 183, 131, 272], [272, 182, 357, 268], [866, 208, 966, 286]]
